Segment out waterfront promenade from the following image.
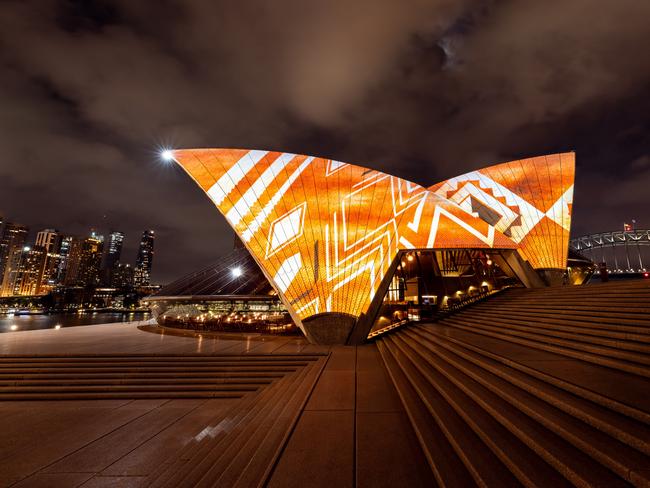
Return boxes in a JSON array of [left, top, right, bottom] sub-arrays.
[[0, 322, 429, 487], [0, 280, 648, 487]]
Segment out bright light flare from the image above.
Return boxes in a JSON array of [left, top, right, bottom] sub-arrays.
[[231, 267, 243, 278], [10, 325, 18, 331], [161, 149, 175, 162]]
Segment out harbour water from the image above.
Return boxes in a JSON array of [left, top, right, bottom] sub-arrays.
[[0, 312, 151, 333]]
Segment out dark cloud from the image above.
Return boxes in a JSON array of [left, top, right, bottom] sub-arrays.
[[0, 0, 648, 282]]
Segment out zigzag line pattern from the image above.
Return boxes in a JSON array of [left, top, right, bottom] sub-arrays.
[[172, 149, 574, 333]]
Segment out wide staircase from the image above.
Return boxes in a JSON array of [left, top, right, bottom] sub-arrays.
[[377, 280, 650, 487], [0, 353, 328, 487]]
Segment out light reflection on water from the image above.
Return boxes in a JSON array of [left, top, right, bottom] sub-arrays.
[[0, 312, 151, 333]]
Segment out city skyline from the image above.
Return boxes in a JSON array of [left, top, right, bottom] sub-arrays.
[[0, 218, 151, 269], [0, 217, 156, 298], [1, 1, 649, 283]]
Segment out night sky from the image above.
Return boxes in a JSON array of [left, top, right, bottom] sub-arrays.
[[1, 1, 649, 284]]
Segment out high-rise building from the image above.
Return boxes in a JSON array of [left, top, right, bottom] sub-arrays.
[[89, 229, 104, 243], [100, 231, 124, 285], [56, 236, 73, 284], [1, 246, 46, 296], [134, 230, 155, 286], [111, 262, 134, 288], [35, 229, 62, 293], [0, 223, 29, 290], [35, 229, 61, 252], [63, 235, 104, 287]]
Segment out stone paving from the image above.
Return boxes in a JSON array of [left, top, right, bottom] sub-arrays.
[[0, 322, 431, 487]]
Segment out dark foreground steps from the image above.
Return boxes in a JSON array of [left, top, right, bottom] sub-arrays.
[[0, 354, 324, 401], [442, 282, 650, 378], [145, 354, 327, 488], [378, 281, 650, 487]]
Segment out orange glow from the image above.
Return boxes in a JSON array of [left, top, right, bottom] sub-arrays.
[[172, 149, 574, 331], [429, 153, 574, 270]]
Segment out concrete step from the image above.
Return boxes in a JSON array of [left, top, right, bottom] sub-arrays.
[[504, 282, 650, 295], [0, 354, 326, 362], [391, 333, 642, 486], [486, 286, 650, 296], [188, 363, 318, 487], [463, 308, 650, 337], [148, 356, 327, 488], [0, 366, 303, 374], [0, 360, 313, 368], [0, 391, 246, 401], [452, 312, 650, 353], [0, 384, 261, 394], [376, 340, 472, 487], [473, 297, 650, 313], [406, 326, 650, 454], [147, 372, 292, 487], [0, 354, 324, 401], [201, 358, 327, 487], [491, 289, 650, 297], [415, 323, 650, 424], [0, 371, 285, 380], [475, 302, 650, 318], [400, 329, 650, 484], [442, 316, 650, 376], [383, 335, 575, 487], [489, 294, 650, 304], [0, 378, 273, 386], [379, 336, 537, 487]]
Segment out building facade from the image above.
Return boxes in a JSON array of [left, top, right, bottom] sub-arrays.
[[167, 148, 575, 344], [100, 231, 125, 285], [1, 246, 47, 296], [134, 230, 154, 286], [0, 223, 29, 296], [35, 229, 62, 294], [63, 236, 104, 287]]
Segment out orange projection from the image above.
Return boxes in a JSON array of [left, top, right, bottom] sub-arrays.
[[171, 149, 574, 330], [428, 153, 574, 270]]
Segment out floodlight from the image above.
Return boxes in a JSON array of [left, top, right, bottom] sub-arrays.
[[161, 149, 174, 162]]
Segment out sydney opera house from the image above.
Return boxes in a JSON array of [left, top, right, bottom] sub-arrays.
[[148, 149, 578, 345], [5, 149, 649, 488]]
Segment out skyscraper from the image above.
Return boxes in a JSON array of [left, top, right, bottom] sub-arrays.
[[103, 231, 124, 269], [0, 223, 29, 291], [134, 230, 154, 286], [35, 229, 61, 252], [35, 229, 62, 293], [63, 235, 104, 287], [111, 262, 134, 288], [56, 236, 73, 284], [100, 231, 124, 285], [1, 246, 46, 296], [89, 229, 104, 243]]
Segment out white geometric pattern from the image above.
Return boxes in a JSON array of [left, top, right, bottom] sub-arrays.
[[172, 148, 574, 331], [266, 203, 306, 257]]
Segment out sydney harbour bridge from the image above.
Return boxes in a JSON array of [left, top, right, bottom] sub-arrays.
[[570, 228, 650, 274]]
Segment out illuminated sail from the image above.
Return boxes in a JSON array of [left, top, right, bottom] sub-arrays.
[[168, 149, 574, 332], [428, 153, 574, 270]]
